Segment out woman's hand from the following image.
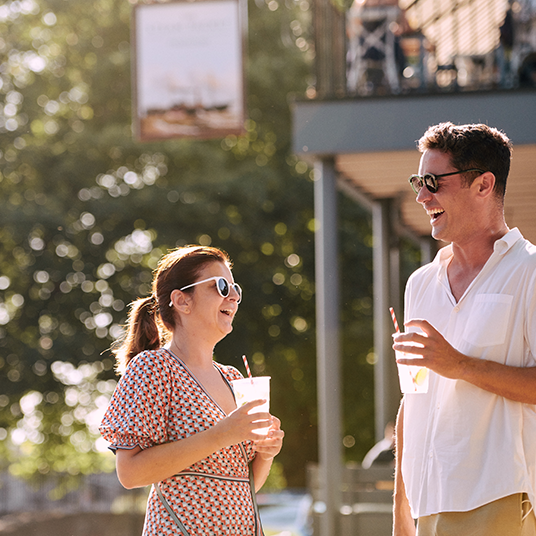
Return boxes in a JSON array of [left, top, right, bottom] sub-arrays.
[[251, 416, 284, 491], [214, 399, 273, 446], [254, 416, 284, 461]]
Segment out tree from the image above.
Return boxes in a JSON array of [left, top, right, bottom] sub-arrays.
[[0, 0, 375, 490]]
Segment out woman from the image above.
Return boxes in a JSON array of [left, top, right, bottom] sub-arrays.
[[100, 245, 284, 535]]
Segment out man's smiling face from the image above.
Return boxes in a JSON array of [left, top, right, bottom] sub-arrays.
[[416, 149, 479, 245]]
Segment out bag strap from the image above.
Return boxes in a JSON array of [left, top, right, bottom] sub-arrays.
[[155, 483, 190, 536]]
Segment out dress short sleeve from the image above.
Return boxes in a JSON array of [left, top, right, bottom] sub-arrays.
[[100, 350, 175, 451]]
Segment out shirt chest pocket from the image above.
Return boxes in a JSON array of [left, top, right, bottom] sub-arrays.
[[462, 294, 513, 347]]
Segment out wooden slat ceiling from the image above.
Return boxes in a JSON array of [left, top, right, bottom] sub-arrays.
[[336, 144, 536, 244]]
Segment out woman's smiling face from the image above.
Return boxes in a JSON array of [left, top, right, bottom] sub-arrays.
[[185, 261, 241, 340]]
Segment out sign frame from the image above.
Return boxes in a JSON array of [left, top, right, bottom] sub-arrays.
[[132, 0, 247, 142]]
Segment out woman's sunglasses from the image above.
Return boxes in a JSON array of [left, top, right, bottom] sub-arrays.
[[169, 276, 242, 306], [408, 168, 485, 194]]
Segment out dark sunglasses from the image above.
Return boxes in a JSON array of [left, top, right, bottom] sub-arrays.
[[408, 168, 485, 194], [176, 276, 242, 304]]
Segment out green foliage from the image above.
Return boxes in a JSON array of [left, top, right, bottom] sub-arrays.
[[0, 0, 375, 489]]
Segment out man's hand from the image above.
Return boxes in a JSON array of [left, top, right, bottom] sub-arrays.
[[393, 319, 467, 380], [393, 318, 536, 404]]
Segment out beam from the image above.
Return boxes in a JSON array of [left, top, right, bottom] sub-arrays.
[[292, 90, 536, 156]]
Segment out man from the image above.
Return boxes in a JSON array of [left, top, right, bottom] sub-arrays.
[[392, 122, 536, 536]]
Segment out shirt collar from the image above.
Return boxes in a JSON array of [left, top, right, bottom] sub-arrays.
[[436, 244, 453, 267], [493, 227, 522, 255], [434, 227, 522, 267]]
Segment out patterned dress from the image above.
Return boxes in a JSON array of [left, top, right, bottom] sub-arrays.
[[99, 348, 263, 535]]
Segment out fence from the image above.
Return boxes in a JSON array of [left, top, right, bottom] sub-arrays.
[[0, 512, 145, 536], [0, 471, 148, 535], [0, 471, 148, 515], [308, 462, 394, 536]]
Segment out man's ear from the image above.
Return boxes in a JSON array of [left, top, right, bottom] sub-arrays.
[[475, 171, 496, 198], [169, 289, 191, 314]]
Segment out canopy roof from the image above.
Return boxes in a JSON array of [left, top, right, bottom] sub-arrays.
[[336, 144, 536, 244]]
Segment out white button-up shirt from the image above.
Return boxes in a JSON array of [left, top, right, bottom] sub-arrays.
[[402, 228, 536, 518]]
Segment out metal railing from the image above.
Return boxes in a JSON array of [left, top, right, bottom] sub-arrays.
[[308, 462, 394, 536], [312, 0, 536, 98], [0, 471, 147, 516]]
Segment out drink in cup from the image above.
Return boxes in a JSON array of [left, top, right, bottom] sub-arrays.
[[389, 307, 428, 394], [396, 350, 429, 394], [231, 376, 271, 436]]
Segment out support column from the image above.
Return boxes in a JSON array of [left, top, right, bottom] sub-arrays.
[[420, 236, 436, 265], [372, 198, 402, 441], [314, 158, 343, 536]]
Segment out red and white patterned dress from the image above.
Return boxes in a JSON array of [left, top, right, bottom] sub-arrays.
[[100, 348, 263, 535]]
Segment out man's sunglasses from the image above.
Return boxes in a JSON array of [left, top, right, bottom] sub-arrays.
[[170, 276, 242, 306], [408, 168, 485, 194]]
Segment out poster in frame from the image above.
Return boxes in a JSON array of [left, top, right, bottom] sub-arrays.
[[132, 0, 246, 142]]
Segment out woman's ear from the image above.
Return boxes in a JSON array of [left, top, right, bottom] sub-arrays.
[[169, 289, 191, 314]]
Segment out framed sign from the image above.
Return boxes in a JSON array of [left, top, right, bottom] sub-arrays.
[[132, 0, 246, 142]]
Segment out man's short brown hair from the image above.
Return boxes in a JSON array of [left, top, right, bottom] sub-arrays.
[[418, 122, 513, 198]]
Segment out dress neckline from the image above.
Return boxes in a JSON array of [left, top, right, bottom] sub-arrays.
[[165, 348, 236, 416]]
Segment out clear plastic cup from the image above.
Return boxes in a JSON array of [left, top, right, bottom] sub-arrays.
[[396, 351, 429, 394], [230, 376, 271, 436]]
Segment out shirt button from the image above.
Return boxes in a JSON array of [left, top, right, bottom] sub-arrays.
[[454, 306, 460, 312]]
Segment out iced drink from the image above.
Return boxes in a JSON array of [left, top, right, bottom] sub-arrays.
[[231, 376, 271, 436], [396, 351, 429, 394]]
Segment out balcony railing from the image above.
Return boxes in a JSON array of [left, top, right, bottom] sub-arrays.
[[312, 0, 536, 98]]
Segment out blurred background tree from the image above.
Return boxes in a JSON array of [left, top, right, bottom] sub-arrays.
[[0, 0, 376, 491]]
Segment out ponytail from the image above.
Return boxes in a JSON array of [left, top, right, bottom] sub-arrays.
[[113, 295, 167, 375]]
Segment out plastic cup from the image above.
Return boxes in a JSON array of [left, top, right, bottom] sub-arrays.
[[231, 376, 271, 436], [396, 351, 429, 394]]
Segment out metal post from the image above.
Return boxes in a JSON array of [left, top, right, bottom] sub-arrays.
[[372, 198, 401, 441], [420, 236, 436, 266], [314, 158, 343, 536]]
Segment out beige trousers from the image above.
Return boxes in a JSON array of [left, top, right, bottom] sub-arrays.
[[417, 493, 536, 536]]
